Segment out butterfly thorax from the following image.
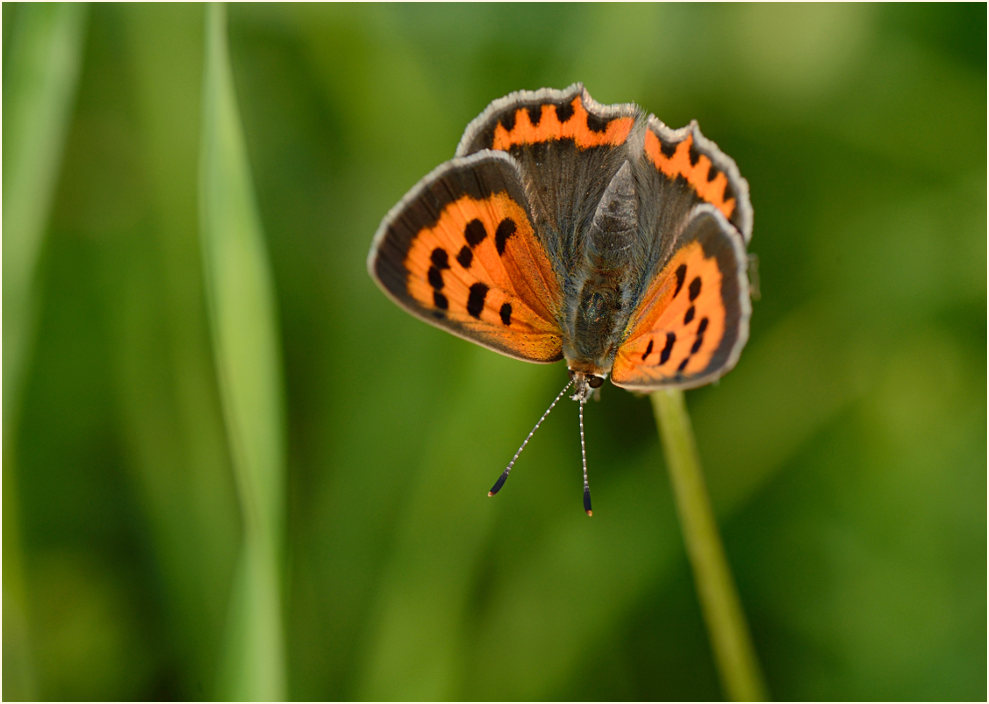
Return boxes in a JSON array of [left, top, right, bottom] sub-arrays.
[[562, 161, 639, 379]]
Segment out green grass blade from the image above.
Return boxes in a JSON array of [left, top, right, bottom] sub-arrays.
[[1, 5, 86, 699], [2, 2, 86, 400], [117, 5, 240, 693], [651, 389, 766, 702], [199, 4, 287, 699]]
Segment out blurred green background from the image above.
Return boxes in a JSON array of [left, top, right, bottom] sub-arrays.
[[3, 3, 986, 701]]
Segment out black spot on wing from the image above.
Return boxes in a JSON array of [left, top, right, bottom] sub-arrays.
[[430, 248, 450, 269], [660, 332, 675, 365], [456, 245, 473, 268], [467, 282, 489, 319], [500, 109, 517, 132], [674, 265, 687, 297], [683, 306, 695, 325], [689, 276, 702, 301], [465, 219, 487, 247], [433, 291, 448, 310], [499, 302, 512, 325], [586, 112, 609, 133], [723, 180, 736, 206], [641, 338, 654, 361], [555, 101, 574, 122], [688, 143, 701, 167], [428, 266, 444, 290], [691, 317, 709, 355], [659, 137, 677, 159], [527, 105, 543, 126], [495, 218, 516, 256]]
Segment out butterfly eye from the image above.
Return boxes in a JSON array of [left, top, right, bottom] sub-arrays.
[[587, 375, 605, 389]]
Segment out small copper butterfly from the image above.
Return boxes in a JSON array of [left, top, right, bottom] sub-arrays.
[[368, 84, 752, 514]]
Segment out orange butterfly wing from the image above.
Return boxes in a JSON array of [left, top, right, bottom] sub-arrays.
[[641, 116, 753, 244], [368, 151, 564, 363], [611, 206, 750, 390]]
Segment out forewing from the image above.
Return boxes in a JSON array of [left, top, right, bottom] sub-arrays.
[[368, 151, 564, 363], [611, 206, 750, 390]]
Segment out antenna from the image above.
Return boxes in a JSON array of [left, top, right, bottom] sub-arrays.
[[579, 399, 592, 516], [488, 378, 574, 497]]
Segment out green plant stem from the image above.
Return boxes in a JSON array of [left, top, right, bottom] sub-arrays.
[[651, 389, 766, 702]]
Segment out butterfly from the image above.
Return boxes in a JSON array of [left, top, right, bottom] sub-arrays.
[[368, 84, 752, 515]]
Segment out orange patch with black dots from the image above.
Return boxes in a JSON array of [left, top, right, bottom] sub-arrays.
[[644, 129, 736, 221], [403, 192, 563, 362], [611, 240, 728, 385], [490, 96, 634, 151]]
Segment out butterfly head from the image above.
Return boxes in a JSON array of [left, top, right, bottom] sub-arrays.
[[569, 368, 606, 403]]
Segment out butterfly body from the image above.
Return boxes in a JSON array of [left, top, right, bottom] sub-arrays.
[[369, 84, 752, 399]]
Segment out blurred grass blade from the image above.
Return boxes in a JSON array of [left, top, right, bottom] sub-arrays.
[[2, 2, 86, 402], [119, 4, 241, 693], [651, 389, 766, 702], [199, 4, 287, 699], [1, 4, 86, 700]]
